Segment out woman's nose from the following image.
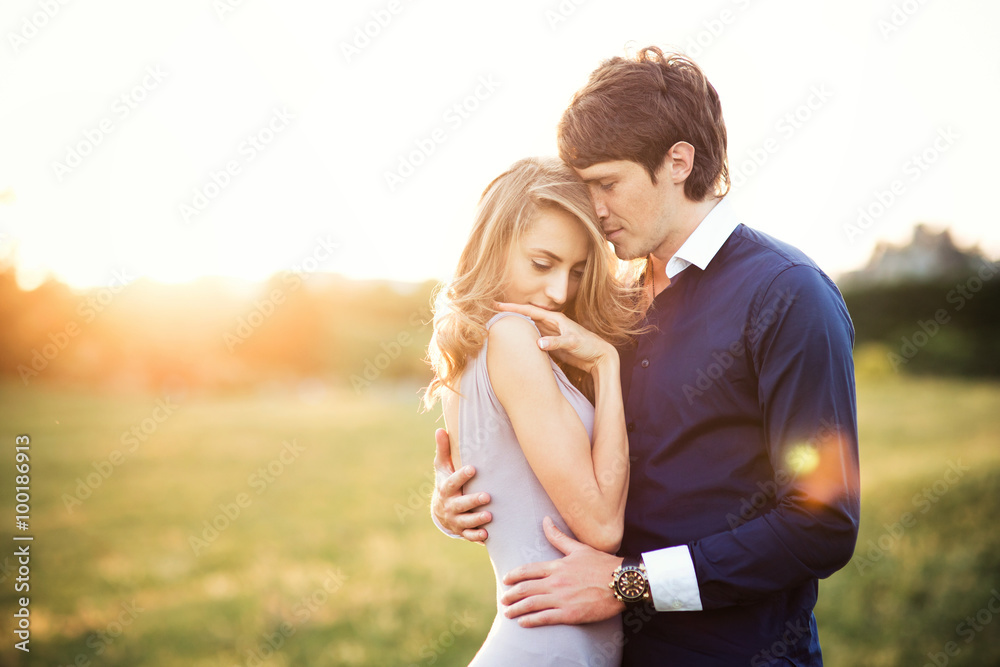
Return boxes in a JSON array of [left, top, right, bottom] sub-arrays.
[[545, 274, 569, 306]]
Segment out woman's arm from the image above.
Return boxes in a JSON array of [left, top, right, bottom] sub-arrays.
[[487, 315, 628, 554]]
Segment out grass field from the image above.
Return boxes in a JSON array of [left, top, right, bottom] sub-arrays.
[[1, 372, 999, 666]]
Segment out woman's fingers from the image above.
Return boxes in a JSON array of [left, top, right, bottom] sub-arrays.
[[495, 301, 564, 329]]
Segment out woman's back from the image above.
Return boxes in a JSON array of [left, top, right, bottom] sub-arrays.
[[455, 312, 622, 666]]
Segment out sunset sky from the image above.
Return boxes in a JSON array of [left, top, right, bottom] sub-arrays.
[[1, 0, 997, 290]]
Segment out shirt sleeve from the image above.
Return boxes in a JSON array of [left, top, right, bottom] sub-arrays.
[[689, 264, 861, 609], [642, 545, 703, 611]]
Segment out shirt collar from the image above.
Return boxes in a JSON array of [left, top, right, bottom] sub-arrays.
[[664, 198, 741, 280]]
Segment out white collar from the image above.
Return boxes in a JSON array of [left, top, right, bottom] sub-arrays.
[[664, 199, 741, 280]]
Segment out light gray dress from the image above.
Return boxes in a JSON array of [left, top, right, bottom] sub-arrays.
[[459, 312, 623, 667]]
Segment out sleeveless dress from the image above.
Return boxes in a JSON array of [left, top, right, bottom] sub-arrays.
[[459, 312, 623, 667]]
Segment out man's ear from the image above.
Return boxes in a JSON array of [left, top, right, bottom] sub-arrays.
[[660, 141, 695, 184]]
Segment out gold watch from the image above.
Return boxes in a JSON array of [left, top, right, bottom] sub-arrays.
[[609, 556, 651, 608]]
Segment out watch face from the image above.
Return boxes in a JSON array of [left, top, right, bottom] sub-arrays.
[[616, 569, 647, 601]]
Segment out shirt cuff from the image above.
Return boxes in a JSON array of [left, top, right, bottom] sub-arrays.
[[642, 545, 703, 612]]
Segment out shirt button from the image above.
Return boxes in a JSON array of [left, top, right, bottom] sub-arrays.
[[672, 600, 683, 609], [626, 422, 635, 433], [640, 358, 650, 368]]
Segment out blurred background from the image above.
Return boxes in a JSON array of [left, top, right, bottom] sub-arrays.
[[1, 0, 999, 665]]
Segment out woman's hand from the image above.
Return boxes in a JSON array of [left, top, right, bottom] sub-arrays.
[[495, 303, 617, 375]]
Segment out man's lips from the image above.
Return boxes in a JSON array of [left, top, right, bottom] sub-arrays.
[[604, 228, 623, 242]]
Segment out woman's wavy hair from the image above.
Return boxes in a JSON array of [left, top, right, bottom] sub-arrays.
[[422, 157, 647, 409]]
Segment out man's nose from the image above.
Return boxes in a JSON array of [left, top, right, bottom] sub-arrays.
[[591, 193, 609, 221]]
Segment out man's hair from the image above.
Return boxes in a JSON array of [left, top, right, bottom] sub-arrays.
[[558, 46, 730, 201]]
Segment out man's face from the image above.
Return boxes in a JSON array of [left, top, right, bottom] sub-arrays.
[[574, 159, 680, 261]]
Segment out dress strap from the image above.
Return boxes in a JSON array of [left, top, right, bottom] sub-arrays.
[[485, 311, 540, 334]]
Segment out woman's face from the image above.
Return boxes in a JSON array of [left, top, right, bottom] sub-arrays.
[[502, 206, 590, 312]]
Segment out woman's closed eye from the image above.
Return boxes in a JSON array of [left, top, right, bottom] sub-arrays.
[[531, 261, 551, 272]]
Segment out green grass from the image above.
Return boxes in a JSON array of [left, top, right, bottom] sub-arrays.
[[0, 374, 998, 666]]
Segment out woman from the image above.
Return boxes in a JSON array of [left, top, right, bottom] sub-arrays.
[[423, 157, 645, 665]]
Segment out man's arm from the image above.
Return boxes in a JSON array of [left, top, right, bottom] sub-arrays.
[[503, 265, 860, 624], [501, 517, 625, 626], [431, 428, 492, 543], [686, 264, 861, 608]]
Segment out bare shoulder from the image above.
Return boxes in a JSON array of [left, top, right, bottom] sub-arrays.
[[486, 315, 555, 398], [486, 314, 540, 354]]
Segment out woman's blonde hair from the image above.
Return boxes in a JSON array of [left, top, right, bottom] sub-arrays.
[[422, 157, 646, 409]]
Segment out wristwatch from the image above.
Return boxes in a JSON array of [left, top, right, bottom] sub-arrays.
[[609, 556, 651, 608]]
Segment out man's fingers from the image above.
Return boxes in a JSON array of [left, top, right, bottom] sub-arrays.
[[502, 560, 553, 587], [500, 576, 549, 607], [433, 428, 454, 475], [460, 528, 489, 543], [444, 505, 492, 530], [504, 594, 557, 621], [449, 492, 492, 515], [542, 515, 583, 556], [440, 465, 476, 496], [514, 608, 566, 628]]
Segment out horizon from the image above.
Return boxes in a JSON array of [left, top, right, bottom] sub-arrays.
[[2, 1, 997, 293], [2, 218, 992, 294]]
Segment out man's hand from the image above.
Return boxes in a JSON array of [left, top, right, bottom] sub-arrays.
[[431, 428, 492, 543], [495, 302, 615, 374], [501, 516, 624, 626]]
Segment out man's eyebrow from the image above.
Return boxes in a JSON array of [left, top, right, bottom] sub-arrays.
[[581, 172, 617, 184]]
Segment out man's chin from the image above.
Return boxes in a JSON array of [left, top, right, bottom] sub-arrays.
[[611, 243, 642, 261]]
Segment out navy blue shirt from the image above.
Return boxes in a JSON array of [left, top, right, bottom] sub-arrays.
[[619, 222, 860, 666]]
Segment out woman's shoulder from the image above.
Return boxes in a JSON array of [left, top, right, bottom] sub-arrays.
[[486, 311, 540, 335], [485, 313, 544, 362], [485, 311, 561, 401]]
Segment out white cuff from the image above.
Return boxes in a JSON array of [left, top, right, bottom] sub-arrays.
[[642, 545, 703, 612]]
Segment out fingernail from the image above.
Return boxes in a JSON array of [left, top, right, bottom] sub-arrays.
[[538, 339, 548, 349]]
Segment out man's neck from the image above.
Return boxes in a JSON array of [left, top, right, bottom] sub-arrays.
[[648, 197, 722, 296]]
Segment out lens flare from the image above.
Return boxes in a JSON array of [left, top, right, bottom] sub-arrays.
[[786, 444, 821, 476]]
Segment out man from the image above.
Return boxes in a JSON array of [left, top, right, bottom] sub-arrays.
[[432, 46, 860, 666]]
